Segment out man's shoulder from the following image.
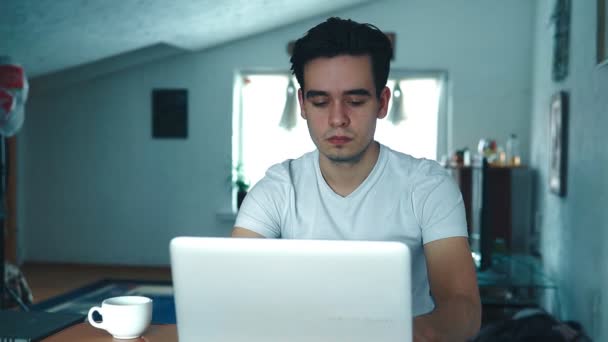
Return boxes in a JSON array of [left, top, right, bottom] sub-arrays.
[[383, 145, 447, 179], [263, 150, 317, 184]]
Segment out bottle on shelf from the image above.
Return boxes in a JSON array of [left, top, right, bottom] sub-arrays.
[[506, 133, 521, 166]]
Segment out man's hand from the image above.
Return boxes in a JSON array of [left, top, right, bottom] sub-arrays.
[[413, 237, 481, 341]]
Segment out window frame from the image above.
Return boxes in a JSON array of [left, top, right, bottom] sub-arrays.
[[387, 69, 449, 160], [232, 68, 450, 186]]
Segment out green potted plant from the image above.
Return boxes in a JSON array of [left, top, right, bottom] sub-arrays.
[[233, 162, 250, 209]]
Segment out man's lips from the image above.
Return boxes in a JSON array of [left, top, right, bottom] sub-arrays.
[[327, 136, 352, 145]]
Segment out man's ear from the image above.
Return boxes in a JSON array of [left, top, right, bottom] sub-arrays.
[[298, 88, 307, 119], [377, 86, 391, 119]]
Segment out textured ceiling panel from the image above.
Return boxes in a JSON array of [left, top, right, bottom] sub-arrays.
[[0, 0, 373, 77]]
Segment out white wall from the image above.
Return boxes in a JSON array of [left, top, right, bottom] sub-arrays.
[[530, 1, 608, 340], [19, 0, 535, 265]]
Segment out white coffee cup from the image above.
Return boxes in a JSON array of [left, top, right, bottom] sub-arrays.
[[87, 296, 153, 339]]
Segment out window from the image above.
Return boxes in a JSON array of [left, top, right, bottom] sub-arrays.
[[232, 70, 448, 189]]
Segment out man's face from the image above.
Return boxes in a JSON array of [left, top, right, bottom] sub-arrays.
[[298, 55, 390, 164]]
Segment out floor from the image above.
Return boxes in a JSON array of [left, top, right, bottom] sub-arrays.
[[18, 263, 514, 325], [15, 262, 519, 333], [20, 262, 172, 304]]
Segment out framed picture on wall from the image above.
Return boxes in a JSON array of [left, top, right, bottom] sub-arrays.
[[599, 0, 608, 65], [549, 91, 568, 196], [152, 89, 188, 138], [551, 0, 570, 81]]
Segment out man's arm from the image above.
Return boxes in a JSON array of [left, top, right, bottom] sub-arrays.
[[231, 226, 266, 238], [414, 236, 481, 342]]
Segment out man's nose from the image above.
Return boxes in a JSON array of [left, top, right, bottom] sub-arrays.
[[328, 102, 349, 127]]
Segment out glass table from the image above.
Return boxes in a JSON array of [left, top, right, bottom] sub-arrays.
[[476, 253, 557, 323]]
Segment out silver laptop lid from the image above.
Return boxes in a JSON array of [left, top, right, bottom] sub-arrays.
[[170, 237, 412, 342]]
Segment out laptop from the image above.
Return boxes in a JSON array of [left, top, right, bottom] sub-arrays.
[[170, 237, 412, 342]]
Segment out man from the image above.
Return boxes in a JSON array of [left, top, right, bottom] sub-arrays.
[[232, 17, 480, 341]]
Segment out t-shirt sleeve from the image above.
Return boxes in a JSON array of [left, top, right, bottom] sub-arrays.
[[412, 163, 468, 244], [234, 164, 289, 238]]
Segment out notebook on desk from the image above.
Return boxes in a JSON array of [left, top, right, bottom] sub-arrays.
[[170, 237, 412, 342], [0, 309, 84, 341]]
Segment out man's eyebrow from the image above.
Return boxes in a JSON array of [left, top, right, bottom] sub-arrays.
[[305, 89, 372, 98], [344, 89, 372, 97], [305, 90, 328, 99]]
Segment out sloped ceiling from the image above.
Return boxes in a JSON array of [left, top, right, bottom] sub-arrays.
[[0, 0, 374, 78]]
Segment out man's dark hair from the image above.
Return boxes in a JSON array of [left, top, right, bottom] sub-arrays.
[[290, 17, 393, 98]]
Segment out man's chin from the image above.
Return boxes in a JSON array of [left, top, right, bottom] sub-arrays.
[[322, 148, 363, 164]]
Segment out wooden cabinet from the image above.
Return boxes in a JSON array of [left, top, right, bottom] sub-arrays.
[[449, 165, 534, 256]]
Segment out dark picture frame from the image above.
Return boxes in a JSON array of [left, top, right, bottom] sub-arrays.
[[152, 89, 188, 139], [551, 0, 570, 81], [598, 0, 608, 65], [549, 91, 568, 196]]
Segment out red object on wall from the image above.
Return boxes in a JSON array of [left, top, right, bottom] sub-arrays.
[[0, 65, 25, 89]]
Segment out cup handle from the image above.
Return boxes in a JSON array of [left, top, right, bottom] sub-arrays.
[[87, 306, 105, 329]]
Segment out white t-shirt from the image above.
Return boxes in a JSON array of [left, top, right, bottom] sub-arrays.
[[235, 143, 468, 316]]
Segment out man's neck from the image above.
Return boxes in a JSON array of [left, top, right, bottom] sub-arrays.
[[319, 142, 381, 197]]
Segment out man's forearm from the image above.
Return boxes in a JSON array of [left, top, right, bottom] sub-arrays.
[[414, 295, 481, 341]]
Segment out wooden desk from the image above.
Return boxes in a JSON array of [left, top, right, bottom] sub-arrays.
[[43, 323, 177, 341]]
